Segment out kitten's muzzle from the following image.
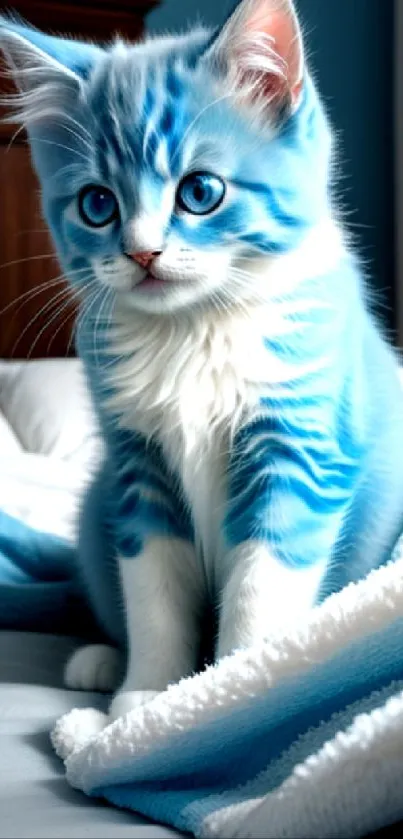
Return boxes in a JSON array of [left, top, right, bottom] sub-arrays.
[[126, 250, 162, 270]]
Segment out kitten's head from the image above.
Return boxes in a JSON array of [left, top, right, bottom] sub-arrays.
[[0, 0, 332, 315]]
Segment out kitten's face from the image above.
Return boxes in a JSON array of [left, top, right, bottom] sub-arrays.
[[49, 47, 252, 315], [0, 0, 331, 315]]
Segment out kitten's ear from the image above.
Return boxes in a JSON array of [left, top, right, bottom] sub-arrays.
[[0, 18, 102, 127], [205, 0, 304, 124]]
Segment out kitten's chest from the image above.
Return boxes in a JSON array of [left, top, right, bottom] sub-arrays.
[[138, 335, 245, 565], [109, 312, 263, 562]]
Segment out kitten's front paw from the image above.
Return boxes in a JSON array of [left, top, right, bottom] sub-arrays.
[[109, 690, 159, 720], [64, 644, 124, 693]]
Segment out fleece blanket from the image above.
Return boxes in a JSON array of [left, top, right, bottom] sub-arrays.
[[0, 509, 98, 637], [52, 537, 403, 839], [0, 509, 79, 633]]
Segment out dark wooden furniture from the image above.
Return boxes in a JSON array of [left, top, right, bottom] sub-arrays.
[[0, 0, 159, 358]]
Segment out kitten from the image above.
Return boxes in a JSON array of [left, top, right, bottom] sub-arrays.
[[2, 0, 403, 721]]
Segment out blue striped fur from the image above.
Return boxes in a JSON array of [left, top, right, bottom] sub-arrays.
[[2, 0, 403, 709]]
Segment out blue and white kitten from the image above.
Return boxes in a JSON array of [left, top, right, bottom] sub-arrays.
[[1, 0, 403, 721]]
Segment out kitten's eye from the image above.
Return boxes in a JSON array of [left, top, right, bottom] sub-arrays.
[[176, 172, 225, 216], [78, 185, 119, 228]]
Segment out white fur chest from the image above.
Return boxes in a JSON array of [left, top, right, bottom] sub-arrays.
[[104, 222, 345, 568], [107, 306, 270, 570]]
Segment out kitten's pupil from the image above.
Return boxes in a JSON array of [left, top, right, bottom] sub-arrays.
[[95, 192, 107, 210], [90, 190, 114, 217], [193, 184, 206, 203]]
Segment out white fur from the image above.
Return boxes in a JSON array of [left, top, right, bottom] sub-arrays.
[[65, 644, 123, 692], [217, 540, 326, 657], [205, 0, 304, 126], [127, 182, 175, 252], [0, 8, 349, 720], [94, 237, 234, 314], [69, 220, 346, 713], [88, 220, 345, 715], [109, 690, 159, 720], [0, 25, 84, 132], [107, 218, 343, 573], [108, 537, 204, 715]]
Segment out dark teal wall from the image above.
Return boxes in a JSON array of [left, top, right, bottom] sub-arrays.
[[297, 1, 395, 323], [147, 0, 229, 31], [147, 1, 395, 323]]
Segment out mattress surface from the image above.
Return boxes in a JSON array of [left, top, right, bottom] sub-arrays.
[[0, 631, 179, 838]]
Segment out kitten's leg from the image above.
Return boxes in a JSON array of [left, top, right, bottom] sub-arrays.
[[217, 540, 325, 658], [109, 536, 203, 719], [218, 406, 355, 658], [64, 462, 126, 694]]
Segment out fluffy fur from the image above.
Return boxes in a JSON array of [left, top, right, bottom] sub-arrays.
[[1, 0, 403, 720]]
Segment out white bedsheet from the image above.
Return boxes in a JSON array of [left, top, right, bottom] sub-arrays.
[[0, 358, 101, 541]]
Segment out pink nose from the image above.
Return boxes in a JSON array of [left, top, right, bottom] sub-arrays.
[[129, 250, 162, 269]]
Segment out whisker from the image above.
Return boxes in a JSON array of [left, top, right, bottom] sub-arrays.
[[66, 294, 95, 357], [170, 91, 233, 170], [46, 307, 76, 356], [102, 300, 120, 368], [27, 295, 77, 359], [46, 278, 99, 355], [93, 286, 112, 368], [74, 286, 108, 354], [24, 276, 98, 358], [73, 277, 104, 300], [0, 277, 65, 317], [0, 266, 92, 317], [6, 123, 25, 151], [66, 324, 76, 358], [11, 286, 74, 356], [31, 137, 90, 162], [50, 117, 94, 151], [74, 283, 114, 326], [0, 252, 57, 270]]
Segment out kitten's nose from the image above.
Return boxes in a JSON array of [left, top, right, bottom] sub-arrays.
[[129, 250, 162, 269]]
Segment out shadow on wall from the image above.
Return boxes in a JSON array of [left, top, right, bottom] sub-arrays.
[[147, 0, 230, 31], [147, 0, 395, 328]]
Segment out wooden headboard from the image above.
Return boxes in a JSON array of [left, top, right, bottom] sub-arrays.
[[0, 0, 160, 358]]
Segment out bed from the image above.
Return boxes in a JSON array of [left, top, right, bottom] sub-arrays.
[[0, 357, 181, 838], [1, 360, 401, 839]]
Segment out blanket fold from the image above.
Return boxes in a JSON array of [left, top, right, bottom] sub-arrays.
[[0, 509, 77, 632], [52, 539, 403, 839], [0, 510, 96, 636]]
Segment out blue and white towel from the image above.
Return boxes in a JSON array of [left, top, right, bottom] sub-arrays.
[[52, 542, 403, 838], [0, 509, 79, 633]]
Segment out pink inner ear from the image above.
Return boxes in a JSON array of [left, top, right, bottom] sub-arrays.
[[245, 3, 303, 105]]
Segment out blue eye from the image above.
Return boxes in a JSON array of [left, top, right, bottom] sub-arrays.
[[78, 185, 119, 228], [176, 172, 225, 216]]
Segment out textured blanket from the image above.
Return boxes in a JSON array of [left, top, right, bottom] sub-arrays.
[[52, 539, 403, 839], [0, 509, 97, 637], [0, 509, 78, 633]]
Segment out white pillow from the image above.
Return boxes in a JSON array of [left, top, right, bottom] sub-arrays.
[[0, 452, 89, 540], [0, 412, 22, 455], [0, 358, 103, 539], [0, 358, 101, 468]]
